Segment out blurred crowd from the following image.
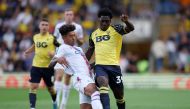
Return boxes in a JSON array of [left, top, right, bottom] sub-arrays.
[[0, 0, 127, 72], [0, 0, 190, 73]]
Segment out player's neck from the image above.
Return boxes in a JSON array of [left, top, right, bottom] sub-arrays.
[[65, 21, 73, 25], [64, 42, 73, 46], [40, 32, 48, 36]]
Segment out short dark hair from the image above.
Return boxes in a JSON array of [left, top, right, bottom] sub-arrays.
[[59, 24, 75, 36], [98, 8, 113, 19], [40, 18, 49, 22]]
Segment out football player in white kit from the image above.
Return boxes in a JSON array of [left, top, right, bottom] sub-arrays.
[[49, 24, 102, 109], [53, 9, 84, 108]]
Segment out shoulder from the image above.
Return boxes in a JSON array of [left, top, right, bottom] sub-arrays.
[[91, 29, 99, 37], [73, 22, 82, 30], [111, 24, 124, 31], [73, 22, 82, 27], [33, 33, 40, 37], [49, 34, 55, 38], [55, 22, 65, 29], [59, 44, 71, 50], [33, 33, 40, 40]]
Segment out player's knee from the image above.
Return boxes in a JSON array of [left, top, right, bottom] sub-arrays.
[[64, 74, 71, 85], [30, 84, 39, 90], [84, 83, 97, 96], [56, 76, 62, 81], [55, 71, 63, 81], [96, 76, 109, 87], [80, 103, 92, 109]]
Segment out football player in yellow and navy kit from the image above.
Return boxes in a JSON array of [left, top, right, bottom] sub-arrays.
[[85, 8, 134, 109], [24, 18, 60, 109]]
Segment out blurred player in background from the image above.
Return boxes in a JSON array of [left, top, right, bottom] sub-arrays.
[[85, 8, 134, 109], [24, 18, 60, 109], [53, 9, 84, 109], [49, 24, 102, 109]]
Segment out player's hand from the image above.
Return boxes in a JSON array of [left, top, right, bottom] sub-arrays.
[[24, 51, 30, 58], [57, 56, 69, 67], [120, 14, 128, 22], [48, 51, 55, 58]]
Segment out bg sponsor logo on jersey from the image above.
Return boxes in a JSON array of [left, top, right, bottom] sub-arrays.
[[96, 35, 110, 42], [36, 42, 48, 48]]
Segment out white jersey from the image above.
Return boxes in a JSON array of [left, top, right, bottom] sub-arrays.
[[54, 44, 91, 76], [54, 44, 95, 104], [54, 22, 83, 44]]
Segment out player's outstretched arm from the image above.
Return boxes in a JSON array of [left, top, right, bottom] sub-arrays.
[[120, 14, 134, 33], [85, 46, 94, 61], [24, 44, 35, 57], [76, 38, 84, 46], [49, 57, 58, 68], [49, 56, 69, 68]]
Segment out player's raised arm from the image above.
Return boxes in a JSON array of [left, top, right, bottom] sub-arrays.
[[120, 14, 134, 33], [85, 35, 95, 60]]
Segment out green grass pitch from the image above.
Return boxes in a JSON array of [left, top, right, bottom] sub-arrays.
[[0, 88, 190, 109]]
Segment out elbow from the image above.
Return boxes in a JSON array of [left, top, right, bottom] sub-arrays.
[[130, 25, 135, 31], [131, 26, 135, 31], [48, 63, 53, 68]]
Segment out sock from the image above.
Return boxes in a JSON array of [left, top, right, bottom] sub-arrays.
[[60, 84, 71, 109], [50, 88, 57, 102], [116, 98, 125, 109], [99, 87, 110, 109], [91, 91, 103, 109], [29, 89, 37, 109], [54, 81, 63, 106]]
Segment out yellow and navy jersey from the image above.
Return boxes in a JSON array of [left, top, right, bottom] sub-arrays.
[[89, 24, 128, 65], [32, 33, 57, 67]]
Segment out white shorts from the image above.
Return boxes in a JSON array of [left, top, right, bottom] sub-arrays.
[[54, 63, 73, 75], [54, 63, 64, 70], [72, 74, 94, 104], [79, 92, 91, 104]]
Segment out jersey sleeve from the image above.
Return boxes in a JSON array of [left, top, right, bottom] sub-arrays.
[[54, 46, 65, 58], [76, 25, 83, 39], [53, 24, 60, 38], [89, 33, 94, 47], [53, 36, 60, 47], [112, 24, 128, 35]]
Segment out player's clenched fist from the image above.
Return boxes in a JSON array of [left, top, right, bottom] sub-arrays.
[[120, 14, 129, 22]]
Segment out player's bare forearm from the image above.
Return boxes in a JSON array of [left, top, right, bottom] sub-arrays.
[[124, 20, 134, 32], [85, 46, 94, 61], [24, 44, 35, 56], [120, 14, 134, 33], [49, 57, 58, 68], [77, 39, 84, 46]]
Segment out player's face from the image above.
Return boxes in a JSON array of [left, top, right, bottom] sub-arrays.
[[64, 11, 74, 24], [99, 16, 111, 31], [64, 31, 76, 46], [39, 21, 49, 34]]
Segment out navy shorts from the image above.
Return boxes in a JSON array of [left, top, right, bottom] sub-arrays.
[[94, 65, 123, 89], [29, 66, 54, 87]]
